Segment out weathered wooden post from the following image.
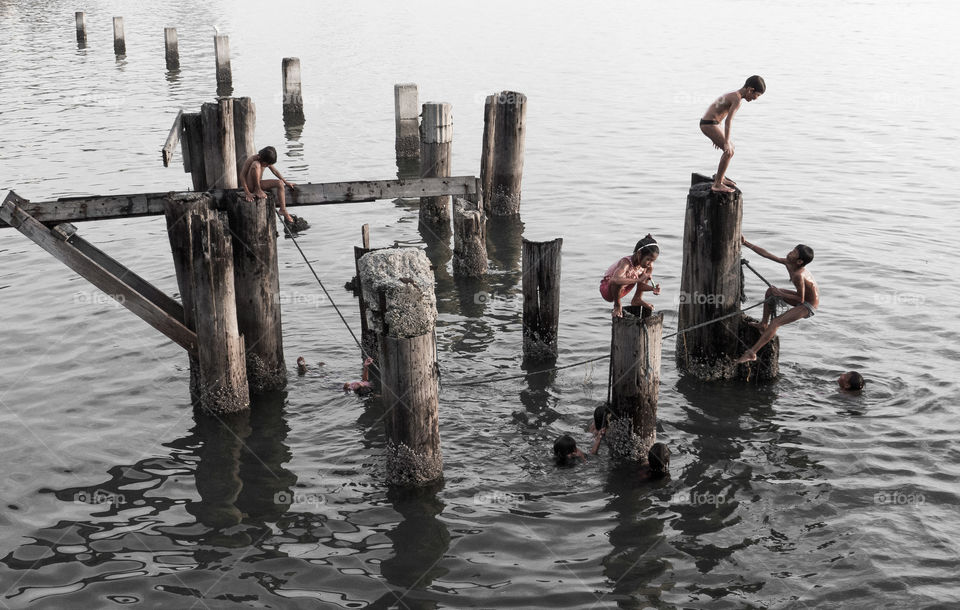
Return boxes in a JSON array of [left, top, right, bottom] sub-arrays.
[[489, 91, 527, 216], [190, 210, 250, 414], [394, 83, 420, 163], [214, 34, 232, 95], [452, 198, 487, 278], [480, 94, 497, 214], [219, 192, 286, 393], [282, 58, 304, 120], [75, 12, 87, 45], [180, 113, 207, 191], [609, 306, 663, 459], [113, 17, 126, 56], [359, 249, 442, 486], [677, 175, 778, 380], [164, 27, 179, 70], [201, 99, 238, 189], [419, 102, 453, 228], [233, 97, 256, 183], [521, 238, 562, 361]]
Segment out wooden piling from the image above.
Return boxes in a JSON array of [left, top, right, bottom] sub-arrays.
[[282, 58, 304, 119], [609, 307, 663, 459], [358, 249, 441, 486], [219, 192, 286, 393], [163, 193, 213, 401], [113, 17, 126, 56], [232, 97, 256, 184], [394, 83, 420, 162], [180, 112, 207, 191], [164, 27, 179, 70], [480, 95, 497, 214], [214, 34, 232, 94], [489, 91, 527, 216], [201, 99, 238, 189], [75, 12, 87, 45], [452, 198, 487, 278], [677, 177, 778, 380], [419, 102, 453, 227], [190, 210, 249, 414], [521, 238, 562, 361]]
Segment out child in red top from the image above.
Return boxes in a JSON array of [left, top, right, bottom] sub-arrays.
[[599, 234, 661, 317]]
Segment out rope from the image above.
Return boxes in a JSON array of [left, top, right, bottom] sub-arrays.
[[661, 296, 773, 340], [741, 258, 773, 288], [277, 211, 370, 360]]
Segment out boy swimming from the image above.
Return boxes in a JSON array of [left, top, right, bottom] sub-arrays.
[[735, 236, 818, 363], [239, 146, 297, 223], [600, 234, 662, 317], [700, 75, 765, 193]]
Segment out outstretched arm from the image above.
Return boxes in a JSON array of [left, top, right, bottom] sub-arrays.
[[742, 236, 787, 265], [267, 165, 296, 189]]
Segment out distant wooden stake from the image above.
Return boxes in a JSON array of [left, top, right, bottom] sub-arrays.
[[190, 210, 250, 414], [521, 237, 562, 360], [232, 97, 256, 184], [480, 95, 497, 214], [490, 91, 527, 215], [201, 99, 238, 189], [282, 58, 304, 118], [162, 110, 183, 168], [419, 102, 453, 227], [609, 307, 663, 459], [214, 34, 232, 93], [221, 192, 286, 393], [453, 197, 487, 278], [361, 223, 371, 249], [394, 83, 420, 161], [113, 17, 126, 56], [164, 27, 179, 70], [75, 12, 87, 45]]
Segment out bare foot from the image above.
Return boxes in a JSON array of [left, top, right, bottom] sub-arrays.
[[735, 350, 757, 364], [713, 174, 736, 187], [748, 321, 767, 331], [711, 183, 736, 193]]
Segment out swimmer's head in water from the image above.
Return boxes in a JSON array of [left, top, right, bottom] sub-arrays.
[[633, 234, 660, 266], [553, 434, 579, 466], [593, 404, 611, 432], [838, 371, 865, 391], [258, 146, 278, 165], [648, 442, 670, 477]]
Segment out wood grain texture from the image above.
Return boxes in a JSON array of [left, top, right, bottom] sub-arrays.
[[610, 307, 663, 459], [521, 237, 562, 360]]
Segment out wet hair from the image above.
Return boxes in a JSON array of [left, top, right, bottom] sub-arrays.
[[633, 234, 660, 258], [647, 443, 670, 477], [744, 75, 766, 94], [593, 405, 611, 432], [795, 244, 814, 266], [258, 146, 278, 165], [553, 434, 578, 466], [843, 371, 866, 391]]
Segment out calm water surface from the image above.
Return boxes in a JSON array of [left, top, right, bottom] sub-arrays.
[[1, 0, 959, 607]]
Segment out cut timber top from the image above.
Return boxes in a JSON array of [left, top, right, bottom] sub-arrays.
[[1, 176, 480, 227]]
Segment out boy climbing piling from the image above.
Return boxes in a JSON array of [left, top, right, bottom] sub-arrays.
[[735, 236, 818, 363], [700, 75, 765, 193], [239, 146, 297, 223], [600, 234, 662, 317]]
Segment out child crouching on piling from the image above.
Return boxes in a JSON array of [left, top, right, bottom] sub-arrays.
[[600, 234, 662, 317], [239, 146, 297, 224]]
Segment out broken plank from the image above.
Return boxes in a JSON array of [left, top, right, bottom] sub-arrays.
[[162, 109, 183, 168]]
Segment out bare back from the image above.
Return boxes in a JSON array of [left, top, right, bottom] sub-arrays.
[[791, 268, 820, 308], [702, 91, 742, 122]]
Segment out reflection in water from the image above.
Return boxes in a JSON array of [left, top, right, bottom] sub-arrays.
[[379, 482, 450, 593], [517, 361, 561, 429], [165, 69, 180, 85], [486, 215, 524, 274], [396, 157, 420, 181], [419, 217, 454, 316], [283, 111, 305, 143]]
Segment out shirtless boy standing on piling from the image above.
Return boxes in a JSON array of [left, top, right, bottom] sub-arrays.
[[735, 236, 818, 363], [700, 75, 765, 193]]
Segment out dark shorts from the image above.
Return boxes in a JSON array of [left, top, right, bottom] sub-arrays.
[[700, 119, 719, 125]]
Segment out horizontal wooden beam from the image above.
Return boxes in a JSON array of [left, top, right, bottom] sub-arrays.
[[0, 192, 197, 354], [0, 176, 479, 227], [161, 109, 183, 168]]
